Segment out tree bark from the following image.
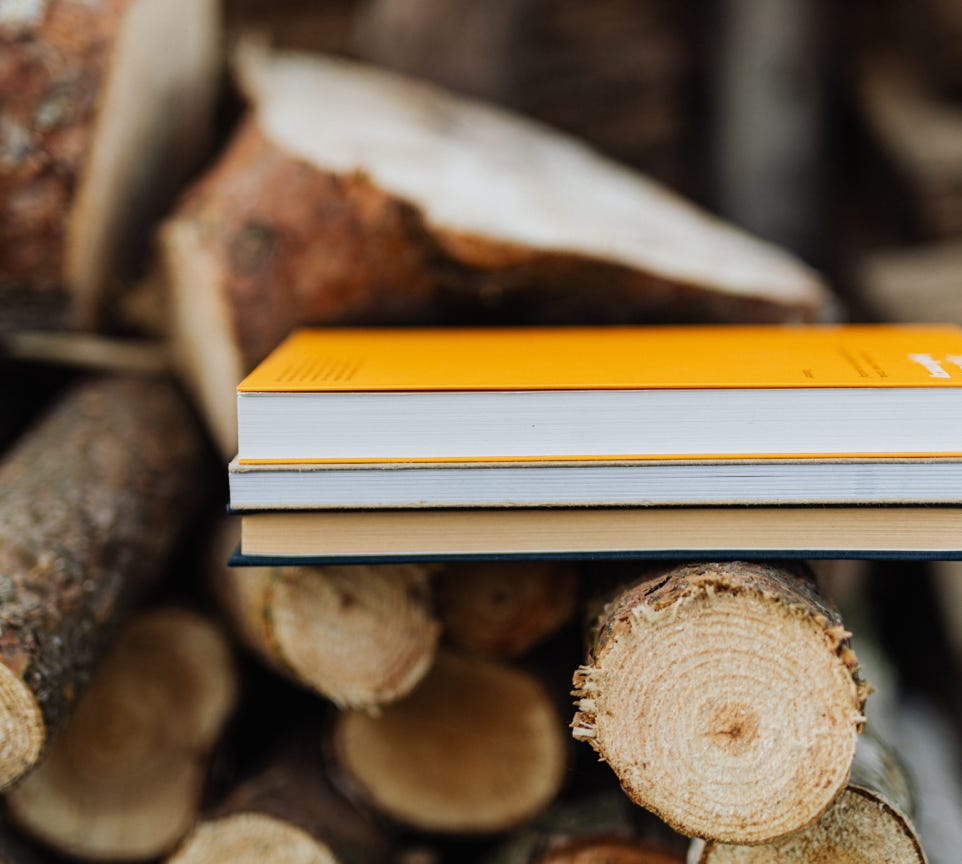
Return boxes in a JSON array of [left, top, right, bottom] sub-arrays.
[[436, 561, 578, 659], [0, 376, 205, 790], [0, 0, 219, 329], [330, 651, 567, 834], [213, 551, 441, 710], [161, 41, 835, 456], [168, 737, 391, 864], [5, 608, 238, 861], [571, 561, 867, 844], [689, 728, 926, 863]]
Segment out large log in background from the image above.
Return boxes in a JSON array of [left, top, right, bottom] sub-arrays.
[[0, 377, 205, 790], [161, 42, 834, 456]]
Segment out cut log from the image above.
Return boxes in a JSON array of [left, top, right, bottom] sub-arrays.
[[160, 41, 835, 456], [571, 561, 867, 844], [689, 728, 926, 863], [0, 376, 204, 790], [6, 608, 237, 861], [167, 737, 390, 864], [169, 815, 339, 864], [855, 241, 962, 324], [856, 52, 962, 239], [0, 0, 220, 329], [331, 651, 567, 834], [213, 553, 440, 709], [436, 561, 578, 658]]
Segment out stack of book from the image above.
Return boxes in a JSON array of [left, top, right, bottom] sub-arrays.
[[228, 324, 962, 563]]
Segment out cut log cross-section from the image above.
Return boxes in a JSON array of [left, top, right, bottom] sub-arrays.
[[436, 560, 579, 658], [0, 0, 220, 328], [168, 737, 392, 864], [571, 561, 867, 844], [690, 728, 927, 863], [6, 609, 238, 862], [331, 652, 567, 835], [162, 42, 835, 456], [0, 376, 204, 791], [214, 557, 441, 709]]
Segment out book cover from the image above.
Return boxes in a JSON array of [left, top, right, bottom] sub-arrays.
[[239, 324, 962, 393]]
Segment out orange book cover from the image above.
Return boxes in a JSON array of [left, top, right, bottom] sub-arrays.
[[238, 324, 962, 394]]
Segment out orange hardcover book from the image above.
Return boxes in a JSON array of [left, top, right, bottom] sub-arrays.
[[236, 325, 962, 463]]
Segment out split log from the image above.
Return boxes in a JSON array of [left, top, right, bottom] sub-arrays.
[[214, 555, 441, 709], [160, 41, 835, 456], [689, 728, 926, 863], [856, 52, 962, 240], [571, 561, 867, 844], [330, 651, 567, 834], [855, 242, 962, 324], [0, 376, 204, 790], [0, 0, 220, 329], [5, 609, 237, 861], [436, 561, 579, 658], [168, 737, 390, 864]]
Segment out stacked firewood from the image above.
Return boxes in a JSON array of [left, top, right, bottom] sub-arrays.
[[0, 3, 953, 863]]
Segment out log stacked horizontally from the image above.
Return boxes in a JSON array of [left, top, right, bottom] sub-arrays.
[[0, 377, 204, 790]]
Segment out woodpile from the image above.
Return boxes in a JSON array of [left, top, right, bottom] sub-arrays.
[[1, 4, 957, 863]]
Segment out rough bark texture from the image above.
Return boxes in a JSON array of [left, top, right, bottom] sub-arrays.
[[331, 651, 567, 834], [0, 0, 219, 329], [170, 740, 389, 864], [0, 376, 205, 790], [6, 608, 238, 861], [690, 729, 926, 863], [572, 561, 868, 845], [436, 561, 578, 658], [213, 554, 441, 710], [0, 0, 126, 308]]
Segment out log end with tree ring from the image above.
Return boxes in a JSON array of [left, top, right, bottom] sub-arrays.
[[6, 609, 238, 861], [572, 562, 866, 844], [0, 663, 44, 790], [332, 652, 567, 834], [436, 560, 579, 658], [691, 785, 927, 863], [168, 813, 340, 864], [215, 562, 441, 710]]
